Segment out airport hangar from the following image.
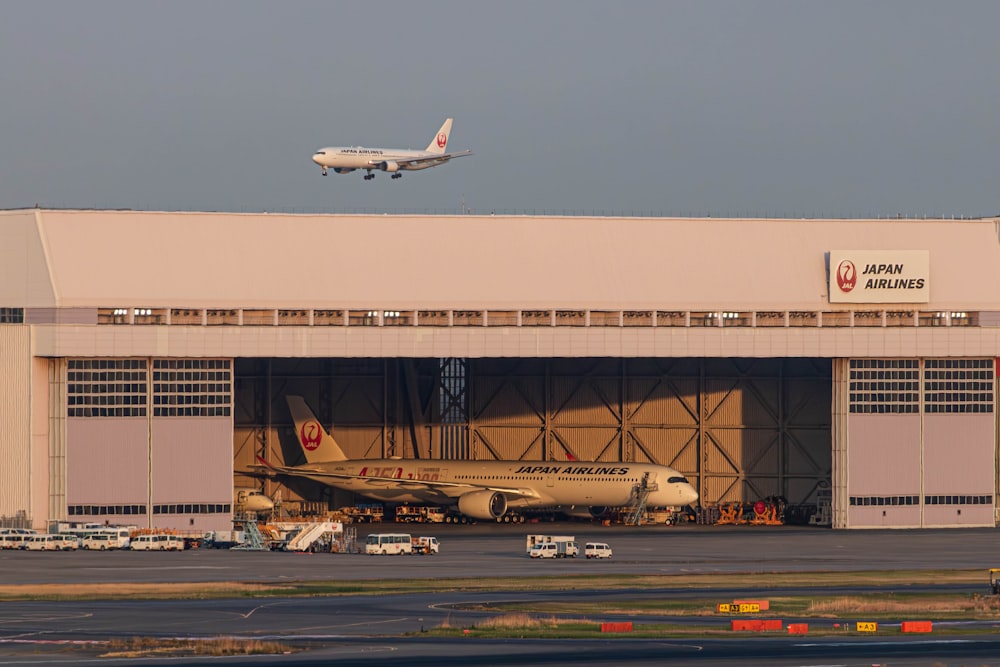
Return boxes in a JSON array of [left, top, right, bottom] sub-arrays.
[[0, 208, 997, 533]]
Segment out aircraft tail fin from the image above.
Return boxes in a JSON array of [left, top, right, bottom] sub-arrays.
[[286, 395, 348, 463], [426, 118, 454, 154]]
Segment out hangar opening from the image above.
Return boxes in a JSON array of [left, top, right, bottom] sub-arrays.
[[233, 357, 834, 520]]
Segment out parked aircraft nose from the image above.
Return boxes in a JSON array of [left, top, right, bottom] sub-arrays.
[[681, 484, 699, 506]]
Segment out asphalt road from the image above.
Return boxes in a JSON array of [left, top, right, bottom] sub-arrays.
[[3, 523, 1000, 585], [2, 523, 999, 666]]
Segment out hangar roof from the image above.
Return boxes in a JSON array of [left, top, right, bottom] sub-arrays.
[[1, 208, 998, 310]]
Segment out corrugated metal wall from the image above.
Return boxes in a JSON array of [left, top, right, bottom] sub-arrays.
[[923, 414, 995, 526], [0, 326, 31, 521], [66, 418, 149, 505], [150, 417, 232, 531], [846, 415, 922, 527]]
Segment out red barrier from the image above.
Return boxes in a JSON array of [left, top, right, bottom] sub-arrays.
[[787, 623, 809, 634], [731, 619, 783, 632], [601, 622, 633, 633], [731, 620, 762, 631], [901, 621, 932, 633]]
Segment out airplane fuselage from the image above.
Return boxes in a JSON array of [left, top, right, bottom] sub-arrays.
[[295, 459, 698, 510], [312, 147, 449, 173]]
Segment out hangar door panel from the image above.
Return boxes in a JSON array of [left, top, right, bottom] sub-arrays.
[[842, 358, 995, 529], [66, 417, 149, 509], [921, 359, 995, 527], [64, 358, 233, 532]]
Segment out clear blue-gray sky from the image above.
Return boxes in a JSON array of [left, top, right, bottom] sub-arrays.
[[1, 1, 997, 217]]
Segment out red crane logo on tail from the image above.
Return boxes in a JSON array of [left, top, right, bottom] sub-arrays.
[[437, 133, 447, 148], [300, 420, 323, 451], [836, 260, 857, 292]]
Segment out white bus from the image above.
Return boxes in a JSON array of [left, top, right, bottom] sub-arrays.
[[365, 533, 412, 555]]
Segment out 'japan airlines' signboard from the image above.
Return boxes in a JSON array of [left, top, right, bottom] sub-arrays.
[[829, 250, 929, 303]]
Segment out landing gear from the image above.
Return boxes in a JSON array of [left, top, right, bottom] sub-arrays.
[[321, 167, 327, 176], [391, 173, 402, 179], [363, 172, 375, 181]]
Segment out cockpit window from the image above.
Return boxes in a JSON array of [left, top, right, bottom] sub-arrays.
[[668, 476, 689, 484], [314, 150, 326, 155]]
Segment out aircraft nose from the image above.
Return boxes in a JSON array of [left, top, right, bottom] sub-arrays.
[[681, 484, 699, 506], [312, 152, 323, 165]]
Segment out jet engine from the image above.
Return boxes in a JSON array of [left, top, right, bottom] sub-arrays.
[[333, 167, 355, 174], [457, 490, 507, 520], [378, 160, 400, 172]]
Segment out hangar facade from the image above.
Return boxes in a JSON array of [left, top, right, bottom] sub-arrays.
[[0, 208, 997, 531]]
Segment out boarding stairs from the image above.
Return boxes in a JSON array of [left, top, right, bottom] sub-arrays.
[[231, 512, 269, 551], [286, 521, 336, 552], [624, 472, 657, 526]]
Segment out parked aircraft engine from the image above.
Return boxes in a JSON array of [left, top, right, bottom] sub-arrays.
[[457, 490, 507, 520], [378, 160, 400, 172], [333, 167, 355, 174]]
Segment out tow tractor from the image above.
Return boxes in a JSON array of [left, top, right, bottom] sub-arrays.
[[989, 569, 1000, 594]]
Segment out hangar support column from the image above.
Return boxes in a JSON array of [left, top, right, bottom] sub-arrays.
[[831, 358, 850, 529]]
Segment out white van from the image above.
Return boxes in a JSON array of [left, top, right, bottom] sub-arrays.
[[25, 534, 78, 551], [0, 534, 29, 550], [130, 534, 182, 551], [585, 542, 613, 559], [82, 533, 127, 550]]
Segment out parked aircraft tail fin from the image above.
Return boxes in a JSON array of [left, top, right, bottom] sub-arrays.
[[286, 395, 348, 463]]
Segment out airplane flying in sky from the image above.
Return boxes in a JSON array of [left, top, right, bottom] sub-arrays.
[[254, 396, 699, 522], [311, 118, 472, 180]]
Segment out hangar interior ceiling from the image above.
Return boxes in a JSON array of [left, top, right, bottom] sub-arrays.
[[234, 358, 832, 513]]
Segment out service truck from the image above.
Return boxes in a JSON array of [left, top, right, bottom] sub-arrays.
[[410, 536, 440, 554], [526, 535, 576, 553], [526, 535, 578, 558], [394, 506, 445, 523]]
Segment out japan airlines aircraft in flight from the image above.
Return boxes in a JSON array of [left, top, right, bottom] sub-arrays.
[[311, 118, 472, 180], [255, 396, 699, 522]]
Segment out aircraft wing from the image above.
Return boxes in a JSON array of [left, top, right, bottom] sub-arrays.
[[367, 150, 473, 168], [250, 457, 540, 501]]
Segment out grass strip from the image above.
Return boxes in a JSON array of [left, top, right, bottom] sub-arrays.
[[0, 569, 986, 602]]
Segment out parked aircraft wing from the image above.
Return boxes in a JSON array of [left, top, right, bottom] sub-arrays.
[[251, 456, 538, 499]]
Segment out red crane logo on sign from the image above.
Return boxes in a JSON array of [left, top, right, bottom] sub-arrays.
[[436, 133, 447, 148], [836, 259, 857, 292], [299, 420, 323, 451]]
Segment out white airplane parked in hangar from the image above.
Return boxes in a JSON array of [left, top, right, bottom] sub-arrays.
[[252, 396, 699, 522], [311, 118, 472, 180]]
